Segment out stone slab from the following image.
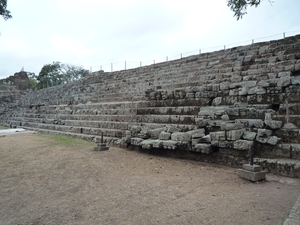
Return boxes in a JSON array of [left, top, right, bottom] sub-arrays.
[[94, 143, 109, 151], [242, 164, 262, 172], [237, 168, 267, 182]]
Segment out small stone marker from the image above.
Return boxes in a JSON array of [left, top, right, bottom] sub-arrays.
[[94, 133, 109, 151], [237, 164, 266, 182], [237, 142, 266, 181]]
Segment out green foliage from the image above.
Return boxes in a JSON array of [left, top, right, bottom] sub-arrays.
[[0, 0, 12, 20], [27, 72, 38, 90], [227, 0, 268, 20], [36, 62, 90, 89]]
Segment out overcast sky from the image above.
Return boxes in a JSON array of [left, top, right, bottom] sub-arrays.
[[0, 0, 300, 79]]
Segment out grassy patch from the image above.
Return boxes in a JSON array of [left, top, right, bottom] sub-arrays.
[[37, 134, 95, 147], [0, 125, 9, 129]]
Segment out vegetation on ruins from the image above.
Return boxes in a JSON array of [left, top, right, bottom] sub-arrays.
[[0, 0, 11, 20], [31, 62, 90, 90], [227, 0, 271, 20]]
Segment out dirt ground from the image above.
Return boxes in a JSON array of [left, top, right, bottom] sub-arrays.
[[0, 132, 300, 225]]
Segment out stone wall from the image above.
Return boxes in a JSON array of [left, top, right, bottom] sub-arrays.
[[1, 35, 300, 177], [0, 72, 32, 121]]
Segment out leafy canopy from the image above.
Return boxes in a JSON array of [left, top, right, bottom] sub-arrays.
[[0, 0, 12, 20], [227, 0, 271, 20]]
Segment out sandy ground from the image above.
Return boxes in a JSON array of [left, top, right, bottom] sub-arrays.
[[0, 132, 300, 225]]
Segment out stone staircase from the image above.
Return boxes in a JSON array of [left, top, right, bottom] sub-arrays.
[[1, 34, 300, 177]]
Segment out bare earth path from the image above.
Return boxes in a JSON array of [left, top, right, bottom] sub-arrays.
[[0, 133, 300, 225]]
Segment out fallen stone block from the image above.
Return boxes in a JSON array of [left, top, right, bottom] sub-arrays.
[[171, 132, 191, 143], [187, 129, 205, 139], [148, 127, 167, 139], [158, 131, 171, 140]]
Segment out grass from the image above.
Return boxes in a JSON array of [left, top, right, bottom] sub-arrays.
[[37, 134, 95, 147], [0, 125, 9, 129]]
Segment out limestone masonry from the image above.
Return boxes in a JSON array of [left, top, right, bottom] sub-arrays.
[[1, 35, 300, 177]]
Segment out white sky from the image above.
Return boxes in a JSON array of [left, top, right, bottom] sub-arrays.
[[0, 0, 300, 79]]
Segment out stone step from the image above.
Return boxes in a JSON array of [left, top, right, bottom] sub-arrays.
[[21, 126, 120, 145], [135, 114, 197, 125], [255, 143, 300, 160], [254, 157, 300, 178], [22, 122, 126, 138], [275, 128, 300, 143], [137, 106, 200, 116]]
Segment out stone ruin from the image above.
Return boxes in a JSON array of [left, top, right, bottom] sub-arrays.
[[1, 35, 300, 177]]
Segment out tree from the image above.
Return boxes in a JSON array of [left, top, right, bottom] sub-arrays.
[[27, 72, 38, 90], [227, 0, 271, 20], [36, 62, 90, 89], [0, 0, 12, 20]]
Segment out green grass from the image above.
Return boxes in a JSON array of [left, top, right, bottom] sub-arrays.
[[37, 134, 95, 147], [0, 125, 9, 129]]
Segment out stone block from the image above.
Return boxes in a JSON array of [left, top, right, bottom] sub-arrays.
[[277, 76, 291, 87], [94, 143, 109, 151], [210, 131, 226, 141], [291, 144, 300, 159], [187, 129, 205, 139], [233, 140, 253, 150], [242, 164, 262, 172], [218, 141, 234, 149], [257, 129, 272, 137], [226, 129, 245, 141], [141, 140, 153, 149], [162, 140, 178, 150], [237, 169, 266, 181], [148, 127, 167, 139], [291, 76, 300, 85], [151, 140, 163, 148], [235, 119, 264, 128], [171, 132, 191, 143], [220, 122, 244, 131], [195, 118, 209, 127], [267, 136, 279, 145], [199, 135, 211, 143], [166, 125, 181, 133], [158, 131, 171, 140], [192, 143, 213, 154], [243, 131, 257, 141], [220, 82, 230, 91], [130, 137, 144, 146], [248, 86, 266, 95]]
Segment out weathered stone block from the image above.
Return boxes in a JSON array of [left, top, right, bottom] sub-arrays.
[[171, 132, 191, 143], [291, 144, 300, 159], [267, 136, 279, 145], [141, 140, 153, 149], [277, 76, 291, 87], [199, 135, 211, 143], [242, 164, 262, 172], [148, 127, 167, 139], [237, 169, 266, 181], [166, 125, 181, 133], [131, 137, 144, 146], [195, 118, 209, 127], [226, 129, 245, 141], [218, 141, 234, 148], [233, 140, 253, 150], [243, 131, 257, 141], [257, 129, 272, 137], [220, 122, 244, 131], [162, 140, 178, 150], [210, 131, 226, 141], [192, 143, 213, 154], [158, 131, 171, 140], [187, 129, 205, 139], [248, 86, 266, 95], [236, 119, 264, 128], [152, 140, 163, 148]]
